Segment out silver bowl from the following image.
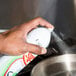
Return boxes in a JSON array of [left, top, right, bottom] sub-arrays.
[[31, 54, 76, 76]]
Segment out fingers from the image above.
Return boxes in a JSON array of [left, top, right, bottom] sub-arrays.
[[31, 17, 54, 28], [23, 43, 47, 55], [19, 17, 54, 33]]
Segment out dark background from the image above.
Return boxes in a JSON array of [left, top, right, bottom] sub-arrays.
[[0, 0, 76, 39]]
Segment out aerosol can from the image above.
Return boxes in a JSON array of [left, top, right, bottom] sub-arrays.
[[0, 27, 53, 76]]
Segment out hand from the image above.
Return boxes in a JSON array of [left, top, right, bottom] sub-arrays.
[[0, 17, 54, 55]]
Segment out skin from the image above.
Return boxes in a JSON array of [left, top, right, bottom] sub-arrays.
[[0, 17, 54, 56]]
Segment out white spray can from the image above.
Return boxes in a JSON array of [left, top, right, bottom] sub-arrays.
[[0, 27, 53, 76]]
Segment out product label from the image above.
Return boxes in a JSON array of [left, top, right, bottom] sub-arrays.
[[0, 53, 37, 76]]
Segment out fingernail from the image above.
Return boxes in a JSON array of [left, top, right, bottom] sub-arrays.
[[41, 48, 47, 54]]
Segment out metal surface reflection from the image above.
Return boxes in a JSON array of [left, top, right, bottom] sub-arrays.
[[31, 54, 76, 76]]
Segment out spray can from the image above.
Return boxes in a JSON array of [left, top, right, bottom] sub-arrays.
[[0, 27, 53, 76]]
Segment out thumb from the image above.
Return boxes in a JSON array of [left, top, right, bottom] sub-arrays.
[[25, 43, 47, 55]]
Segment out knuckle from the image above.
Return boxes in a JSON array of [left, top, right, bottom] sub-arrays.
[[34, 17, 42, 22], [36, 17, 42, 21], [33, 17, 42, 25]]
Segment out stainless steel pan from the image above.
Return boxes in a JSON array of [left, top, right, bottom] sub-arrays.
[[31, 54, 76, 76]]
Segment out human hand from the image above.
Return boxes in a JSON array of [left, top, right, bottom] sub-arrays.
[[0, 17, 54, 55]]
